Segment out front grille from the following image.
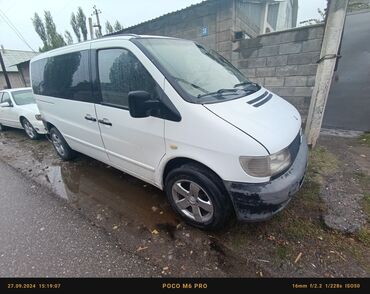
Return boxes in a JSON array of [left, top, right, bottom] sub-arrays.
[[288, 131, 301, 164]]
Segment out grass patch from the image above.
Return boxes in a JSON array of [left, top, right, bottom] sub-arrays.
[[284, 217, 323, 241], [308, 147, 339, 183], [359, 132, 370, 147], [275, 245, 290, 259], [356, 226, 370, 246], [297, 179, 325, 212], [354, 172, 370, 219], [355, 172, 370, 191], [363, 194, 370, 219]]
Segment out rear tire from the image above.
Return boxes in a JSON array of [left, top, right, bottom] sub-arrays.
[[49, 127, 76, 161], [165, 163, 233, 230], [21, 118, 39, 140]]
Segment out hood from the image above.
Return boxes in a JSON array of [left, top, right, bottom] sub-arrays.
[[204, 87, 301, 154], [18, 103, 40, 115], [18, 103, 40, 114]]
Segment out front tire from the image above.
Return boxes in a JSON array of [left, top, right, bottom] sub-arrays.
[[49, 127, 76, 161], [21, 118, 39, 140], [165, 163, 233, 230], [0, 123, 7, 132]]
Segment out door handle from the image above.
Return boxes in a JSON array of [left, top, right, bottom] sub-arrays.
[[84, 114, 97, 122], [98, 118, 112, 126]]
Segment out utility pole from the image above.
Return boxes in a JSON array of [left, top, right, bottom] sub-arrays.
[[305, 0, 349, 147], [88, 17, 94, 40], [0, 49, 11, 89], [92, 5, 102, 37]]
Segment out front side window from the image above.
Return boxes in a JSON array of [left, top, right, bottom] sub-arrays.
[[1, 92, 11, 104], [11, 90, 35, 105], [134, 38, 260, 104], [31, 50, 92, 102], [98, 48, 157, 108]]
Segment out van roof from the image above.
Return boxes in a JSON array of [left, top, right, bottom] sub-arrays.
[[30, 34, 177, 62]]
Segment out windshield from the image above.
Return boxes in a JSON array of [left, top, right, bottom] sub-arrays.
[[135, 38, 260, 103], [12, 90, 35, 105]]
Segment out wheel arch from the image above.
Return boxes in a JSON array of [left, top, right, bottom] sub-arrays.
[[161, 157, 226, 191]]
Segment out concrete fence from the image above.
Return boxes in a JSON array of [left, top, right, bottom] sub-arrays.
[[231, 24, 325, 121]]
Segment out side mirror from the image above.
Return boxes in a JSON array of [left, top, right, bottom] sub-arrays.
[[0, 101, 12, 108], [128, 91, 160, 118]]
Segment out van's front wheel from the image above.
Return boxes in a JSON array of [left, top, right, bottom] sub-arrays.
[[50, 127, 76, 161], [165, 163, 233, 230]]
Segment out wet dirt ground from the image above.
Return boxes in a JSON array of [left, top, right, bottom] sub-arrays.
[[0, 129, 369, 277], [0, 129, 259, 277]]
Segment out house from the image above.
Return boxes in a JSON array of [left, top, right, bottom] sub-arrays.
[[0, 46, 38, 89], [112, 0, 298, 60]]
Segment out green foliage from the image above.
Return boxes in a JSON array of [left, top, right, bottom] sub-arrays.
[[32, 13, 47, 48], [105, 21, 114, 35], [113, 20, 123, 32], [64, 31, 73, 45], [70, 13, 81, 42], [76, 7, 88, 41], [32, 11, 65, 52]]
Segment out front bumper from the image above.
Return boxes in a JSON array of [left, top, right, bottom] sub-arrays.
[[30, 120, 48, 135], [224, 136, 309, 221]]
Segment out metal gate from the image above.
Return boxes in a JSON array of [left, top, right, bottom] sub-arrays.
[[323, 10, 370, 131]]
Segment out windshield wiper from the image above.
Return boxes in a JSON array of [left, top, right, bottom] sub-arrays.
[[234, 81, 261, 95], [173, 77, 208, 94], [234, 81, 259, 89], [197, 88, 239, 99]]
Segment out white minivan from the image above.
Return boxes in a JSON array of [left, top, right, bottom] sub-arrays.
[[30, 35, 308, 230]]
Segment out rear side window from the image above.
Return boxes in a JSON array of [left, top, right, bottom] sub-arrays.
[[31, 50, 92, 102], [97, 48, 156, 108]]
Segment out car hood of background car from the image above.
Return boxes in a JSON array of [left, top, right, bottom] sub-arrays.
[[18, 103, 40, 114], [203, 87, 302, 154]]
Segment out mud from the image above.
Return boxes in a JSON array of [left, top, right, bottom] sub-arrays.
[[0, 129, 258, 277], [0, 129, 369, 277]]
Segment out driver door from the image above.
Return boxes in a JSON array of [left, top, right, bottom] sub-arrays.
[[0, 92, 18, 127]]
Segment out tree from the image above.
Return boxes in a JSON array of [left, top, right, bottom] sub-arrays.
[[32, 13, 48, 51], [300, 8, 326, 26], [44, 11, 65, 49], [348, 1, 370, 12], [64, 30, 73, 45], [32, 11, 65, 52], [76, 7, 88, 41], [71, 13, 81, 42], [113, 20, 123, 32], [105, 20, 114, 34], [95, 30, 102, 39]]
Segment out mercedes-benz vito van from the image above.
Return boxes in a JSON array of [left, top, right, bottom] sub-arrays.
[[30, 35, 308, 230]]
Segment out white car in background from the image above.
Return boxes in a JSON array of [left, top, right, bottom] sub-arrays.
[[0, 87, 47, 140]]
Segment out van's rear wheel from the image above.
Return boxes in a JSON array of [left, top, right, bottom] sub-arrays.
[[50, 127, 76, 161], [0, 123, 6, 132], [165, 163, 233, 230]]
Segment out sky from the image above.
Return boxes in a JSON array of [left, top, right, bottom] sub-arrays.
[[0, 0, 327, 51]]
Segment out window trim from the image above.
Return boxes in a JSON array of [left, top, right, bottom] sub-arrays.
[[31, 50, 95, 103], [93, 46, 181, 122], [95, 46, 136, 111], [1, 92, 11, 104]]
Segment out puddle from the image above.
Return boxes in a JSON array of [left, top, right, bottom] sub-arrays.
[[0, 129, 178, 230], [0, 129, 261, 277]]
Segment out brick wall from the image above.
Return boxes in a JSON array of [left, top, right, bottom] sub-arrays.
[[232, 24, 325, 121]]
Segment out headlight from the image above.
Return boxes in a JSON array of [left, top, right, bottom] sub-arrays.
[[35, 114, 42, 121], [240, 148, 291, 177]]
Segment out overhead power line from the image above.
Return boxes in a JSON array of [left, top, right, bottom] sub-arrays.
[[0, 8, 35, 52]]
